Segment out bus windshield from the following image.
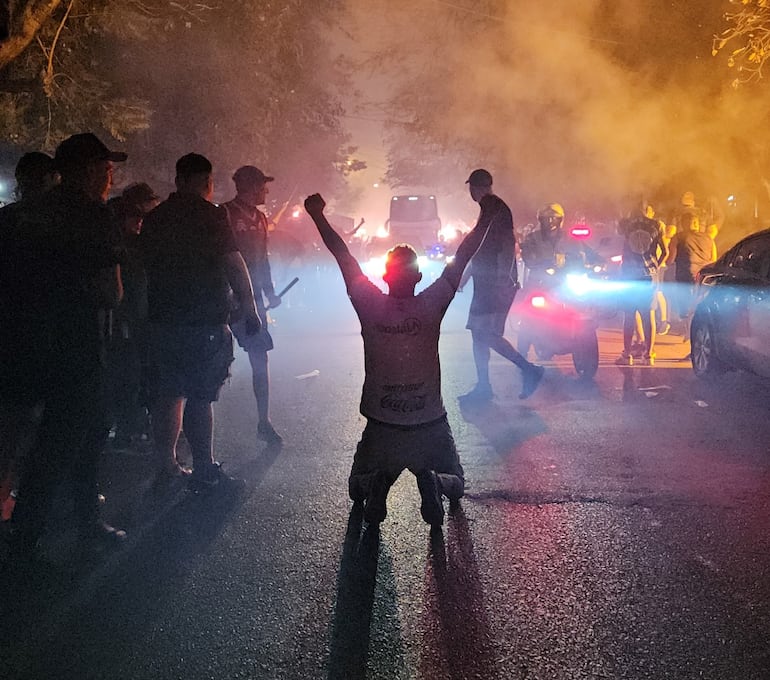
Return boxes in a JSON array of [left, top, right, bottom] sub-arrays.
[[389, 195, 438, 223]]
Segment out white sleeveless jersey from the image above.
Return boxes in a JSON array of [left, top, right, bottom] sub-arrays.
[[348, 275, 455, 426]]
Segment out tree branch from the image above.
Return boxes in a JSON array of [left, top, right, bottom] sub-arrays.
[[42, 0, 74, 98], [0, 0, 62, 71]]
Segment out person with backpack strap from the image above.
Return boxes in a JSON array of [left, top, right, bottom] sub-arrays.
[[615, 210, 667, 366]]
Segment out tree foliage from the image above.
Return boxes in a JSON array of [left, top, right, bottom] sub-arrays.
[[713, 0, 770, 87], [0, 1, 216, 149], [0, 0, 360, 204], [351, 1, 770, 223]]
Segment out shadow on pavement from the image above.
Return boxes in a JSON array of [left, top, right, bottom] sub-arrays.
[[237, 440, 283, 483], [0, 477, 248, 679], [420, 506, 499, 679], [327, 504, 384, 680], [458, 400, 548, 457]]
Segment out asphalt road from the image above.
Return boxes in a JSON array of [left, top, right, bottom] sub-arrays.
[[2, 275, 770, 680]]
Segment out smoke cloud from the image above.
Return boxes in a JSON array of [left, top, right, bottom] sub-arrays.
[[345, 0, 766, 231]]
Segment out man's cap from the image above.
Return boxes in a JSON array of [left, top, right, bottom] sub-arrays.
[[121, 182, 159, 206], [15, 152, 56, 182], [538, 202, 565, 219], [233, 165, 274, 186], [465, 168, 493, 187], [176, 153, 212, 178], [108, 196, 144, 220], [54, 133, 127, 170]]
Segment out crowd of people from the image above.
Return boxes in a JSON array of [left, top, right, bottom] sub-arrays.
[[0, 128, 547, 560], [516, 193, 720, 368], [0, 129, 720, 560], [0, 134, 286, 557], [612, 196, 719, 367]]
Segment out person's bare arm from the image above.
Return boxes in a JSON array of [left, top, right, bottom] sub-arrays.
[[666, 235, 678, 266], [225, 251, 261, 334], [304, 194, 364, 288], [442, 195, 498, 290]]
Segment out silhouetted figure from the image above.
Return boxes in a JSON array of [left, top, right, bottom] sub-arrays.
[[106, 183, 160, 450], [0, 152, 59, 522], [461, 169, 543, 403], [666, 212, 715, 344], [7, 133, 128, 554], [223, 166, 283, 446], [615, 210, 667, 366], [304, 192, 496, 529], [139, 153, 260, 492]]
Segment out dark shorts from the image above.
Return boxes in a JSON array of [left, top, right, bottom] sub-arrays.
[[350, 415, 464, 480], [467, 283, 517, 336], [148, 323, 234, 402], [230, 317, 274, 354]]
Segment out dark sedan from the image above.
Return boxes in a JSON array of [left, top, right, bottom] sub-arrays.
[[691, 228, 770, 379]]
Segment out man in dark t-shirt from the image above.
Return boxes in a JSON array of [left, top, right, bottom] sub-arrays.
[[7, 133, 127, 553], [460, 169, 544, 403], [666, 212, 715, 342], [615, 213, 666, 366], [140, 153, 260, 492], [0, 152, 58, 525]]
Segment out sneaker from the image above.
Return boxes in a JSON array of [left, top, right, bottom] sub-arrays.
[[658, 321, 671, 336], [630, 342, 646, 359], [519, 364, 545, 399], [257, 421, 283, 446], [187, 462, 245, 495], [615, 351, 633, 366], [458, 384, 493, 404], [416, 470, 444, 528], [641, 351, 656, 366], [363, 471, 389, 525]]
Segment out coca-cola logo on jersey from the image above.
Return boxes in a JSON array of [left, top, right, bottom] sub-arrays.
[[380, 393, 426, 413]]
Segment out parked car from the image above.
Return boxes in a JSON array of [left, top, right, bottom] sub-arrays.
[[690, 228, 770, 379]]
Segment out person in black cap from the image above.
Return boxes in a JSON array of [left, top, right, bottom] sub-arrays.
[[121, 182, 160, 217], [222, 165, 284, 446], [139, 153, 261, 493], [7, 132, 129, 555], [460, 168, 544, 402], [10, 152, 60, 204]]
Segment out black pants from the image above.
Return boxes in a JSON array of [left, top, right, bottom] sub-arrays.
[[13, 367, 109, 538]]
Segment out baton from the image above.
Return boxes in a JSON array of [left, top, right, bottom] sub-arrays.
[[266, 277, 299, 310]]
